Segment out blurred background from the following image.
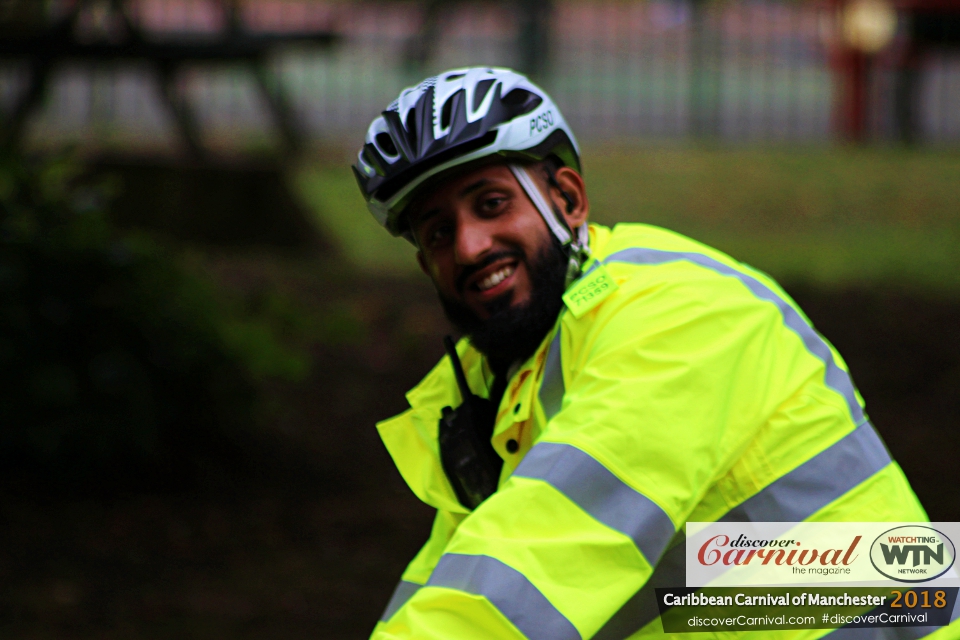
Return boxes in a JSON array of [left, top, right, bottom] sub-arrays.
[[0, 0, 958, 638]]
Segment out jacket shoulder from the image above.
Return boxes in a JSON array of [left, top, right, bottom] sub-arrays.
[[599, 223, 743, 267], [565, 224, 807, 374], [587, 223, 788, 311]]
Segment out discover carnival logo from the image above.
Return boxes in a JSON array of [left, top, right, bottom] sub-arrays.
[[869, 526, 956, 583], [697, 534, 862, 574]]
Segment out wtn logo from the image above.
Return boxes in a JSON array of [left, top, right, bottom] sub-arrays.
[[870, 526, 956, 583], [880, 542, 944, 567]]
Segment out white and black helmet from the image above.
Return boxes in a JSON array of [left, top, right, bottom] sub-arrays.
[[353, 67, 582, 239]]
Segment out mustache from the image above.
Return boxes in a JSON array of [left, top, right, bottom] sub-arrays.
[[455, 249, 524, 293]]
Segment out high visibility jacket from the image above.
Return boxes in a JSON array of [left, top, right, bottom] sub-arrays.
[[371, 223, 954, 640]]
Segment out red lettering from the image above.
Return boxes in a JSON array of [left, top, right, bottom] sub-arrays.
[[722, 549, 744, 565], [698, 535, 728, 565], [842, 536, 862, 565], [757, 549, 786, 565]]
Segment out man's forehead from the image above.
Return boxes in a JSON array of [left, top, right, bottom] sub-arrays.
[[406, 162, 519, 223], [420, 162, 516, 203]]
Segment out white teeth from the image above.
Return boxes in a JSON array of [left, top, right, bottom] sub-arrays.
[[478, 266, 515, 291]]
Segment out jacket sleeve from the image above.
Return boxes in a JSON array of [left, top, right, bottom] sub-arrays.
[[372, 263, 837, 640], [371, 509, 466, 636]]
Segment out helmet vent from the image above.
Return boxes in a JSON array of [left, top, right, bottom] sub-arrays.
[[502, 89, 543, 117], [375, 132, 398, 158], [473, 79, 495, 111], [361, 146, 382, 175], [445, 73, 465, 80], [404, 108, 419, 150], [440, 94, 455, 130]]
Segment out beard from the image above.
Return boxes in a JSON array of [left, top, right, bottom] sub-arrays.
[[438, 236, 568, 376]]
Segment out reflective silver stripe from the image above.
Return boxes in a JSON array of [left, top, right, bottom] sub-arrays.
[[592, 423, 894, 639], [721, 421, 891, 523], [601, 248, 866, 426], [379, 579, 422, 622], [427, 553, 581, 640], [592, 534, 687, 640], [822, 624, 942, 639], [514, 442, 674, 566], [539, 328, 564, 421]]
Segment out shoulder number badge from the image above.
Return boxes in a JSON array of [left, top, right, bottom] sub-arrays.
[[563, 263, 619, 319]]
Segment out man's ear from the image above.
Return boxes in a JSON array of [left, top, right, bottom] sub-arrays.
[[549, 166, 589, 230], [416, 250, 429, 277]]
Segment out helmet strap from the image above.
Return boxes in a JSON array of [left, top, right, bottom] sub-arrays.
[[508, 163, 590, 287]]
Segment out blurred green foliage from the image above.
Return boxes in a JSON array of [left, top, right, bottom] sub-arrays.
[[585, 147, 960, 293], [297, 147, 960, 293], [0, 153, 308, 486], [295, 164, 419, 275]]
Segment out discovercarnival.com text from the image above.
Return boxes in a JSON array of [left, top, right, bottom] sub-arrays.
[[686, 612, 928, 630], [688, 615, 816, 629]]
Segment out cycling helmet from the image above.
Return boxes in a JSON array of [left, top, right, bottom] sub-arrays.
[[353, 67, 585, 255]]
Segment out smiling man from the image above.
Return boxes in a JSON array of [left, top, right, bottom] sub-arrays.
[[353, 68, 949, 639], [408, 160, 580, 376]]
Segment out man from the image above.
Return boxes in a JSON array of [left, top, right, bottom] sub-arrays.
[[353, 67, 951, 639]]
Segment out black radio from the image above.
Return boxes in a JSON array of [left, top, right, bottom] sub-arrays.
[[438, 336, 504, 511]]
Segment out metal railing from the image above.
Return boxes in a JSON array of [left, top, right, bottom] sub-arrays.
[[1, 0, 957, 152]]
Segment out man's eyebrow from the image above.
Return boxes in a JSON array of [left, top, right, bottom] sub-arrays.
[[414, 207, 440, 228], [458, 178, 490, 198], [412, 178, 496, 230]]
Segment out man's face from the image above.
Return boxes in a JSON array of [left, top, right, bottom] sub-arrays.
[[409, 163, 554, 320], [406, 161, 588, 370]]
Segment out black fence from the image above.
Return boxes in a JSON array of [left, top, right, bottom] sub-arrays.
[[1, 0, 958, 153]]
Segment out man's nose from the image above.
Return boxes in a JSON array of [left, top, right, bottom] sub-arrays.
[[453, 213, 493, 265]]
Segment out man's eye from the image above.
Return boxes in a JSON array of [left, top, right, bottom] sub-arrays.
[[480, 196, 506, 212], [426, 224, 453, 246]]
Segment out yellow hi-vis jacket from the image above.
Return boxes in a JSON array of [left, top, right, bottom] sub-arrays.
[[371, 223, 953, 640]]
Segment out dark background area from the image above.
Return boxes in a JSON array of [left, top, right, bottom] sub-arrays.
[[0, 270, 957, 639], [1, 0, 959, 638]]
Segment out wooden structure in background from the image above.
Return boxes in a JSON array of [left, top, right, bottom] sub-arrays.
[[0, 0, 337, 157], [2, 0, 957, 149]]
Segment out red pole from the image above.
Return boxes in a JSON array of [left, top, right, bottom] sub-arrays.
[[840, 48, 869, 141], [827, 0, 872, 143]]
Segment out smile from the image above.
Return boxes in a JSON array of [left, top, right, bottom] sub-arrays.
[[477, 265, 515, 292]]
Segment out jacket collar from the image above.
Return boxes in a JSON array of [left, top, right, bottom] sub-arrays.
[[376, 224, 611, 512], [376, 321, 560, 513]]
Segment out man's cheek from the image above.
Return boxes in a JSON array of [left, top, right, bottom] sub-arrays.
[[427, 262, 447, 288]]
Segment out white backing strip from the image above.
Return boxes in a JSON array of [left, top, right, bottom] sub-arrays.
[[508, 163, 572, 245]]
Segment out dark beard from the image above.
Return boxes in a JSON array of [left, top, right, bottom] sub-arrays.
[[438, 237, 568, 376]]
